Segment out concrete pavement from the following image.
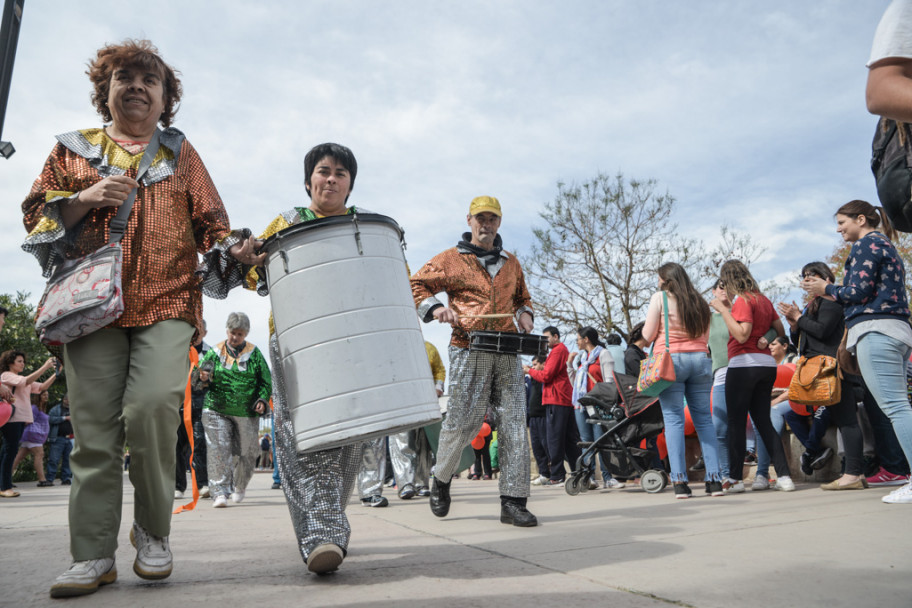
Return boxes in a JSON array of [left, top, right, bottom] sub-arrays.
[[1, 470, 909, 607]]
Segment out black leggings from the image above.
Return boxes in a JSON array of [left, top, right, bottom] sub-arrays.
[[826, 376, 865, 476], [726, 366, 791, 481]]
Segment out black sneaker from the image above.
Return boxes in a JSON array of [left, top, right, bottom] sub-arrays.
[[360, 495, 388, 508], [61, 480, 71, 486], [800, 451, 814, 476], [811, 447, 834, 470], [689, 457, 705, 472], [271, 482, 281, 490], [429, 478, 451, 517], [500, 500, 538, 527], [674, 483, 693, 499], [398, 484, 416, 500], [704, 480, 724, 496]]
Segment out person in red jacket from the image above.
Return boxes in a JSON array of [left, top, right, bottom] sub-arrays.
[[525, 326, 580, 485]]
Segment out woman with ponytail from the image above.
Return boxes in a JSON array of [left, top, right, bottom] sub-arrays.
[[803, 200, 912, 504], [643, 262, 722, 498], [711, 260, 794, 493]]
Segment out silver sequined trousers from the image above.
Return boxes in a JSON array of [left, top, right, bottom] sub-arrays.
[[389, 428, 432, 490], [357, 437, 387, 499], [270, 335, 363, 562], [435, 346, 530, 498], [202, 409, 259, 498]]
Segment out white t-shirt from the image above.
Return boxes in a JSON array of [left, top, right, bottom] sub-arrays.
[[869, 0, 912, 67]]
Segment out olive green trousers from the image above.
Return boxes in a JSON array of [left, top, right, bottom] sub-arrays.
[[63, 320, 193, 560]]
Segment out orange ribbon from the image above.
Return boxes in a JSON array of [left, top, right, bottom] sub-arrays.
[[174, 347, 200, 514]]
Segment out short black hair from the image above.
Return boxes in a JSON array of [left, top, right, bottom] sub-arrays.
[[532, 354, 546, 364], [605, 333, 622, 346], [543, 325, 560, 338], [303, 143, 358, 201], [0, 305, 8, 317]]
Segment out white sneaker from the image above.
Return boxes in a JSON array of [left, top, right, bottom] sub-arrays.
[[775, 476, 796, 492], [883, 481, 912, 504], [212, 495, 228, 508], [751, 475, 770, 491], [129, 521, 172, 580], [50, 558, 117, 598], [604, 478, 626, 489], [307, 543, 344, 574], [531, 475, 548, 486], [588, 479, 601, 490], [174, 490, 184, 499], [199, 486, 210, 498], [724, 480, 745, 494], [230, 490, 245, 504]]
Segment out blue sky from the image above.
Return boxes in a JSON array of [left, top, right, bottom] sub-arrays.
[[0, 1, 892, 366]]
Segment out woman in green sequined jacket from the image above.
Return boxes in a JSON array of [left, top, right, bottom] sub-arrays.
[[200, 312, 271, 508]]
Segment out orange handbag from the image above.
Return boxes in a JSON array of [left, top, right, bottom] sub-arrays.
[[787, 352, 841, 411]]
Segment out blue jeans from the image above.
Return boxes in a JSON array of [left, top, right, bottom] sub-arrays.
[[271, 413, 281, 485], [574, 406, 611, 481], [658, 352, 721, 482], [755, 402, 790, 479], [711, 376, 729, 479], [855, 331, 912, 470], [46, 436, 74, 483]]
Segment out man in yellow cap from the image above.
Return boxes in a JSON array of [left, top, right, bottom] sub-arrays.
[[410, 196, 537, 527]]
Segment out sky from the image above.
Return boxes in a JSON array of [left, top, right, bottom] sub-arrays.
[[0, 1, 894, 374]]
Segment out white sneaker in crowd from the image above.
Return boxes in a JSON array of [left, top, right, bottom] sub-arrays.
[[751, 475, 770, 491], [213, 495, 228, 508], [130, 521, 172, 580], [230, 490, 245, 504], [775, 476, 796, 492], [604, 478, 626, 489], [199, 486, 210, 498], [50, 558, 117, 598], [882, 481, 912, 504], [724, 479, 745, 494], [531, 475, 548, 486], [174, 490, 184, 499]]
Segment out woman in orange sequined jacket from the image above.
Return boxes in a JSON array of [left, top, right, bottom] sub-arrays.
[[21, 39, 263, 599]]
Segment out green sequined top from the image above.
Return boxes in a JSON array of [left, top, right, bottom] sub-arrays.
[[200, 341, 272, 417]]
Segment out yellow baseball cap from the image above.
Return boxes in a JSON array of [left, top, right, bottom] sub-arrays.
[[469, 196, 502, 217]]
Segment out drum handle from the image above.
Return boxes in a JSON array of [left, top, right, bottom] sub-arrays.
[[352, 212, 364, 256], [279, 250, 289, 274]]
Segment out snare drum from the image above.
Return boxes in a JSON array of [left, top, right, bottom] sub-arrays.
[[468, 331, 548, 357]]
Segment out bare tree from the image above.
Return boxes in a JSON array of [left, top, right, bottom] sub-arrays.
[[522, 174, 769, 341], [521, 173, 702, 342]]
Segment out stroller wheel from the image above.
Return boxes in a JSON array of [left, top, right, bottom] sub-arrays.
[[578, 472, 592, 493], [641, 469, 666, 494], [565, 474, 582, 496]]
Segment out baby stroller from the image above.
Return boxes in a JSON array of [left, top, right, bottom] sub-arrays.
[[565, 370, 667, 495]]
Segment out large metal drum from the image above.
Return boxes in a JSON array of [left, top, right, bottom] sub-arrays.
[[262, 213, 441, 453]]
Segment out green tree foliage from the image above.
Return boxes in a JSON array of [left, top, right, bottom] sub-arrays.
[[522, 173, 767, 341], [0, 291, 66, 403]]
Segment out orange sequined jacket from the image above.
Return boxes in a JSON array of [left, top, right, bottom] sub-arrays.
[[22, 128, 243, 334], [411, 246, 533, 349]]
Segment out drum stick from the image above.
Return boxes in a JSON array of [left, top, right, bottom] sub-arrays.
[[461, 314, 514, 319]]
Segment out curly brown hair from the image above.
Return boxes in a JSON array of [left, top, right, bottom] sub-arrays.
[[87, 39, 182, 127], [0, 350, 25, 374]]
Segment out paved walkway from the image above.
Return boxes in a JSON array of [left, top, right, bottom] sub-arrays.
[[1, 471, 909, 607]]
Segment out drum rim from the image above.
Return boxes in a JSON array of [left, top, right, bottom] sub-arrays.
[[262, 212, 404, 254]]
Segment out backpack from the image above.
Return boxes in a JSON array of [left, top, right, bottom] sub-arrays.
[[871, 117, 912, 233]]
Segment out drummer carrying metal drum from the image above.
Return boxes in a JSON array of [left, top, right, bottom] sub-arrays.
[[411, 196, 538, 527]]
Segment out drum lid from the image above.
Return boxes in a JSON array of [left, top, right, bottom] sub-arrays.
[[262, 212, 404, 255]]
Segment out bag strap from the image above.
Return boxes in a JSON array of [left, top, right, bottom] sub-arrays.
[[647, 292, 671, 356], [108, 128, 162, 245]]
